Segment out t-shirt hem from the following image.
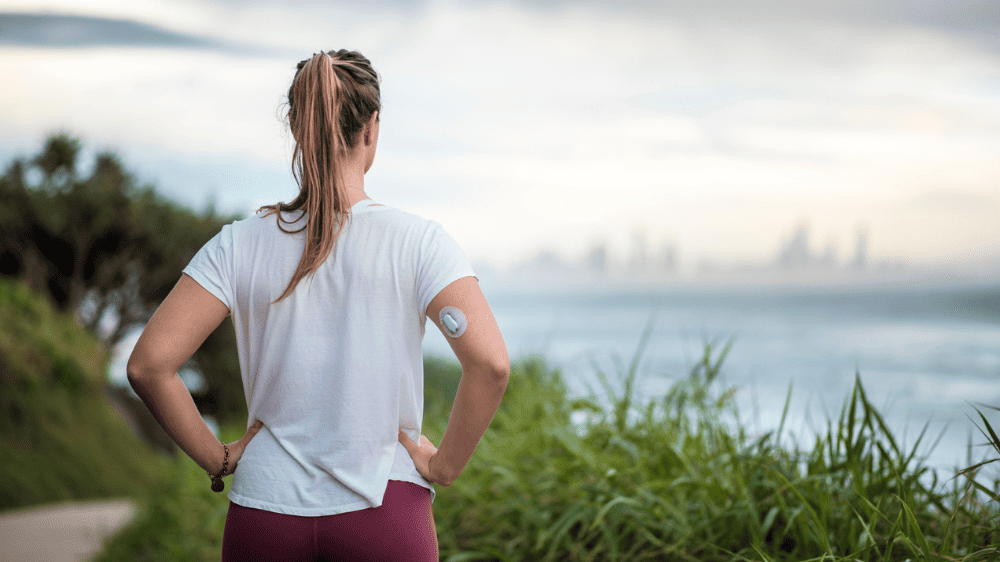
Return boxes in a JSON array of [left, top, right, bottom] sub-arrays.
[[388, 472, 437, 503], [226, 491, 375, 517], [227, 474, 434, 515]]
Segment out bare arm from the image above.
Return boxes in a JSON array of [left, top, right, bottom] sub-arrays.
[[398, 276, 509, 486], [127, 274, 263, 477]]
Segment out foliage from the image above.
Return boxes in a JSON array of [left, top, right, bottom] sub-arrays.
[[91, 343, 1000, 561], [424, 341, 1000, 561], [0, 278, 173, 511], [92, 438, 235, 562], [0, 134, 248, 423]]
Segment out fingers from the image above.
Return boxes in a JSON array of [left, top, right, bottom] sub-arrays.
[[399, 431, 434, 448], [397, 432, 448, 486], [239, 420, 265, 446], [399, 432, 437, 460], [222, 421, 265, 477], [399, 431, 423, 460]]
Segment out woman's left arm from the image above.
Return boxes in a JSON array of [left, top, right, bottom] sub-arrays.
[[127, 274, 262, 477]]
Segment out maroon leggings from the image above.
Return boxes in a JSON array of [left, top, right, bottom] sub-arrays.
[[221, 480, 438, 561]]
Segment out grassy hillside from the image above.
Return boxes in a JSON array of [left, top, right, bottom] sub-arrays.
[[0, 278, 173, 510]]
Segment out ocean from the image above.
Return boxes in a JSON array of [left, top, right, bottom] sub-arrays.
[[423, 279, 1000, 477], [106, 274, 1000, 480]]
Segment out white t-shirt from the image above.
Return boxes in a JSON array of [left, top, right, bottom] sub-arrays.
[[182, 199, 475, 516]]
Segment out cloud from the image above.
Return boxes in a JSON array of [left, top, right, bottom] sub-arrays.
[[1, 0, 998, 268], [0, 48, 293, 157], [513, 0, 999, 50], [0, 12, 285, 55], [0, 13, 208, 48]]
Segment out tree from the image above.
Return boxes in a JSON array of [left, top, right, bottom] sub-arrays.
[[0, 134, 248, 423]]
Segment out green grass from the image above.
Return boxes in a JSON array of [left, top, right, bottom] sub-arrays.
[[90, 333, 1000, 561], [92, 442, 237, 561], [0, 278, 173, 511], [428, 338, 1000, 562]]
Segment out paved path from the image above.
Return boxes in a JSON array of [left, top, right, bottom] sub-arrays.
[[0, 498, 139, 562]]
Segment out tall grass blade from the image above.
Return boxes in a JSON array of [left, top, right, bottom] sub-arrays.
[[751, 544, 777, 562], [973, 407, 1000, 458], [897, 493, 933, 557], [706, 335, 735, 385], [762, 465, 832, 553], [847, 371, 859, 454], [775, 382, 793, 447], [849, 506, 876, 552], [590, 495, 640, 532], [591, 357, 618, 409], [956, 458, 1000, 478], [627, 314, 656, 383], [971, 402, 1000, 413]]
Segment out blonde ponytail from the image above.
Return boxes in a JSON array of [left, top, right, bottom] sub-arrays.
[[260, 50, 381, 302]]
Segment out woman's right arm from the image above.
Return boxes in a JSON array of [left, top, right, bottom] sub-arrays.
[[398, 275, 509, 486]]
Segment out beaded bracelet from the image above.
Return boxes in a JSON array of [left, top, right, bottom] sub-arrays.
[[210, 442, 229, 492]]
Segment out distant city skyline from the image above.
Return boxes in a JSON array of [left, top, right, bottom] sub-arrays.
[[497, 220, 997, 288]]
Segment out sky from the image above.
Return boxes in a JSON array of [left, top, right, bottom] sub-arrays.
[[1, 0, 998, 278]]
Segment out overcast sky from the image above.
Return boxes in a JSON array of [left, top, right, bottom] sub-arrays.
[[1, 0, 998, 274]]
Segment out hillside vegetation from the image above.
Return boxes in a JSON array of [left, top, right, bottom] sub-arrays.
[[0, 278, 172, 510], [1, 135, 247, 424], [95, 338, 1000, 561]]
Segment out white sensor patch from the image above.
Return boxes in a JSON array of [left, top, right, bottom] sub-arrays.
[[439, 306, 467, 338]]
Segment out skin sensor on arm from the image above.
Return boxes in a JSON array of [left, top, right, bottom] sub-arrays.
[[439, 306, 467, 338]]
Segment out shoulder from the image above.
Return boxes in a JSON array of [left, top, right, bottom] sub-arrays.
[[375, 208, 467, 260], [196, 211, 301, 255], [362, 205, 444, 236], [248, 208, 305, 227], [236, 209, 307, 237]]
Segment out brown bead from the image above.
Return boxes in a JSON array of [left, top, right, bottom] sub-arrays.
[[212, 478, 224, 492]]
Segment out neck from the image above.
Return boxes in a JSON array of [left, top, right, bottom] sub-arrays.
[[340, 151, 369, 206], [344, 184, 369, 206]]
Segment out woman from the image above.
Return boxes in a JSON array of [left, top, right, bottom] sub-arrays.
[[126, 49, 510, 561]]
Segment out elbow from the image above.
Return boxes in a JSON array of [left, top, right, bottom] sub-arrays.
[[429, 456, 459, 487], [481, 344, 510, 386], [437, 470, 457, 488], [125, 352, 154, 384], [459, 355, 509, 388], [486, 353, 510, 389], [494, 358, 510, 386], [125, 354, 140, 381], [125, 363, 144, 386]]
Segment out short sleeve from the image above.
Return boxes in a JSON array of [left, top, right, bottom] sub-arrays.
[[415, 221, 477, 314], [182, 223, 236, 312]]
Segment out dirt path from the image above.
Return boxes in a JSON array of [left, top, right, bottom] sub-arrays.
[[0, 498, 139, 562]]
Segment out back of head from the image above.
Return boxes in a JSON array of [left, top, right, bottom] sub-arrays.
[[262, 49, 381, 302]]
